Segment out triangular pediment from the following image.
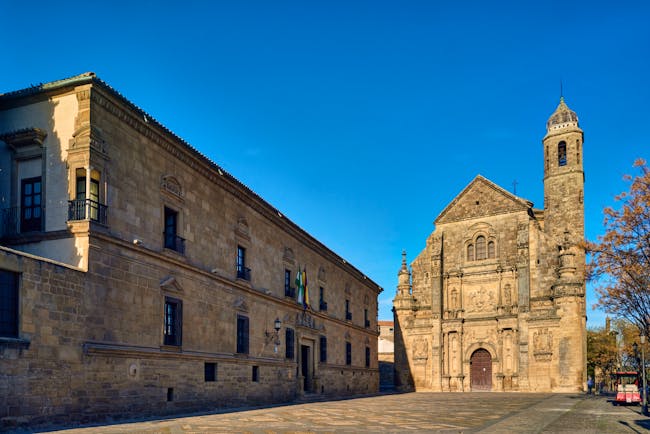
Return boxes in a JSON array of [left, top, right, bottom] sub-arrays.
[[435, 175, 533, 225]]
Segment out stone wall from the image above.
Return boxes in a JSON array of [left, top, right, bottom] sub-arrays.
[[0, 75, 381, 430]]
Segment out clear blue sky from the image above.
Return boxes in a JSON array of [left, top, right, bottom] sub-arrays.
[[2, 1, 649, 326]]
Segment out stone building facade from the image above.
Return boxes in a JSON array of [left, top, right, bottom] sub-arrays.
[[0, 73, 381, 428], [377, 320, 395, 388], [394, 98, 586, 392]]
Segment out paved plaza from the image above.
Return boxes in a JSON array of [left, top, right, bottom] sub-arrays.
[[25, 392, 650, 433]]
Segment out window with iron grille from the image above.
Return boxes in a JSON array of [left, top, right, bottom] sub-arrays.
[[345, 299, 352, 321], [320, 336, 327, 362], [365, 346, 371, 368], [236, 246, 250, 280], [319, 286, 327, 311], [0, 270, 19, 338], [163, 297, 182, 346], [285, 328, 295, 359], [163, 207, 184, 253], [284, 269, 294, 297], [346, 341, 352, 365], [236, 314, 249, 354]]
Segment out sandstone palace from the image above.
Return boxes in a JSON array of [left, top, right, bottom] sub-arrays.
[[0, 73, 381, 428], [394, 98, 586, 392]]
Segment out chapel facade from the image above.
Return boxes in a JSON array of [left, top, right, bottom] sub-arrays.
[[393, 98, 586, 392]]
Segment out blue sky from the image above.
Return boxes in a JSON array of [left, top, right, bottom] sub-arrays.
[[2, 1, 649, 326]]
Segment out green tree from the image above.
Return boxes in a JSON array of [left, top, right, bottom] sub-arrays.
[[587, 159, 650, 336], [587, 326, 618, 379]]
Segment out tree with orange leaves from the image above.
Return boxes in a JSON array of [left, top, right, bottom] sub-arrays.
[[586, 159, 650, 337]]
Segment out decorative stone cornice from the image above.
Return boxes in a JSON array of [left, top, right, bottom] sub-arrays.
[[88, 84, 381, 294], [0, 127, 47, 149]]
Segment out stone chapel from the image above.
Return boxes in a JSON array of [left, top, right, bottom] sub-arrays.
[[393, 98, 586, 392]]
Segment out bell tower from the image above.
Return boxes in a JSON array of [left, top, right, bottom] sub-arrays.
[[542, 97, 585, 276], [543, 98, 587, 392]]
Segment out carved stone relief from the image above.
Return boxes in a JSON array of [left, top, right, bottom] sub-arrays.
[[503, 284, 512, 305], [533, 328, 553, 361], [161, 175, 183, 200], [466, 287, 495, 313], [413, 337, 428, 361]]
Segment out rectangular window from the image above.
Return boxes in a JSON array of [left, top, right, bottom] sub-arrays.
[[204, 362, 217, 382], [284, 269, 294, 297], [71, 171, 104, 223], [320, 336, 327, 363], [364, 308, 370, 328], [285, 328, 295, 360], [346, 341, 352, 365], [236, 314, 249, 354], [163, 297, 182, 346], [345, 299, 352, 321], [252, 365, 259, 382], [20, 177, 42, 232], [0, 270, 19, 338], [76, 176, 86, 201], [89, 178, 100, 221], [236, 245, 250, 280], [163, 207, 184, 253], [365, 346, 371, 368]]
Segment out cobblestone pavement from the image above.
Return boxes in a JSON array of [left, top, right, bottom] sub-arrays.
[[28, 393, 650, 434]]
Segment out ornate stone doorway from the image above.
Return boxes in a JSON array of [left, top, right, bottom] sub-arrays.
[[470, 349, 492, 391]]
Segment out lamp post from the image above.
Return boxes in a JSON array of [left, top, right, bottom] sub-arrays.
[[642, 335, 647, 415]]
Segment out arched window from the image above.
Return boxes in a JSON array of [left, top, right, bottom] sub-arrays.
[[476, 236, 487, 260], [467, 244, 475, 261], [488, 241, 495, 259], [558, 141, 567, 166]]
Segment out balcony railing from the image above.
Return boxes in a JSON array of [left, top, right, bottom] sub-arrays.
[[163, 233, 186, 254], [345, 312, 352, 321], [68, 199, 108, 225], [0, 207, 19, 237], [285, 286, 296, 298], [237, 266, 251, 281], [365, 319, 371, 328], [319, 301, 328, 311], [1, 206, 45, 237]]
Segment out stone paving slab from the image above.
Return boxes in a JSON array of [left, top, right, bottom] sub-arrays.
[[15, 393, 650, 434]]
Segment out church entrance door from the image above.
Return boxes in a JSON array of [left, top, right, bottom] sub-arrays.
[[470, 349, 492, 391]]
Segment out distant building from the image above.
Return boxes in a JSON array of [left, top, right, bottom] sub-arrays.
[[394, 99, 586, 392], [378, 320, 395, 387], [0, 73, 381, 428]]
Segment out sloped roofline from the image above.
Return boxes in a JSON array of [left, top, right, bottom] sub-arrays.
[[434, 174, 534, 225], [0, 73, 382, 293]]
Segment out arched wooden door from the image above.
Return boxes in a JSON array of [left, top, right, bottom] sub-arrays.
[[470, 349, 492, 391]]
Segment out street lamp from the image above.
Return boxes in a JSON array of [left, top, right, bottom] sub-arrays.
[[641, 335, 647, 415]]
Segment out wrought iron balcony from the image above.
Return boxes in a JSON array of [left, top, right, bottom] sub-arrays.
[[237, 266, 251, 281], [0, 207, 19, 237], [345, 312, 352, 321], [68, 199, 108, 225], [163, 232, 186, 254], [285, 286, 296, 298], [365, 319, 371, 328], [1, 206, 45, 236], [319, 301, 328, 311]]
